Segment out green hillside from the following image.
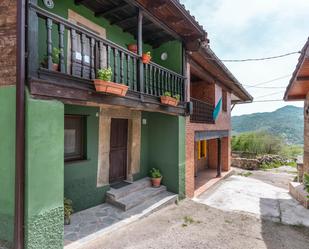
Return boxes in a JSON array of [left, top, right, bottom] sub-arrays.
[[232, 105, 304, 145]]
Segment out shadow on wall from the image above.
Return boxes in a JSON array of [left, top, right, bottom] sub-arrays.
[[259, 197, 309, 249]]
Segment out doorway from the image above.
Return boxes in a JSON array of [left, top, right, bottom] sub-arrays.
[[109, 118, 128, 184]]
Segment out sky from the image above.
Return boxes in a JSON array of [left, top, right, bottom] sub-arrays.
[[180, 0, 309, 116]]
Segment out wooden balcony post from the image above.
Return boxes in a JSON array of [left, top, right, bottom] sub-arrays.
[[137, 8, 144, 100], [183, 47, 189, 102], [27, 0, 39, 78], [217, 138, 222, 177]]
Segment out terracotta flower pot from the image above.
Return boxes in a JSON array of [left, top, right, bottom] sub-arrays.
[[127, 44, 138, 53], [52, 63, 59, 71], [142, 54, 151, 64], [93, 79, 128, 96], [160, 96, 179, 106], [151, 177, 162, 188]]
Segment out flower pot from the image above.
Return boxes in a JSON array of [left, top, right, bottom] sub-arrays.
[[142, 54, 151, 64], [52, 63, 59, 71], [127, 44, 138, 53], [64, 216, 70, 225], [151, 177, 162, 188], [93, 79, 128, 96], [160, 96, 179, 106]]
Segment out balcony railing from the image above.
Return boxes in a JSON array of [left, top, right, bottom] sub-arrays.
[[28, 4, 185, 102], [190, 98, 214, 123]]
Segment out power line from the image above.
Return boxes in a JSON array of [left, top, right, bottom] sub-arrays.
[[254, 91, 285, 99], [242, 85, 286, 89], [208, 51, 301, 62], [244, 74, 292, 87], [236, 99, 284, 104]]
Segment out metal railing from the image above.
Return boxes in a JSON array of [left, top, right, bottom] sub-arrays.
[[190, 98, 214, 123]]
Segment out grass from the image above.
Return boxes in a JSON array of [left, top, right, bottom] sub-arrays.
[[182, 216, 201, 227], [238, 172, 252, 177]]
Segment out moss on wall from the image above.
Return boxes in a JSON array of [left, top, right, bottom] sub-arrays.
[[0, 86, 16, 247], [64, 105, 109, 212], [136, 112, 185, 195], [25, 93, 64, 249]]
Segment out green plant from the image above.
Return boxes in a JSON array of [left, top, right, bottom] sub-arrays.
[[145, 51, 151, 56], [304, 173, 309, 199], [173, 94, 180, 101], [97, 67, 112, 81], [149, 168, 162, 178], [163, 91, 171, 97], [64, 198, 73, 218], [51, 47, 60, 64]]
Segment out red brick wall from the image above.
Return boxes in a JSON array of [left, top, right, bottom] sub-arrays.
[[185, 72, 232, 197], [0, 0, 17, 86]]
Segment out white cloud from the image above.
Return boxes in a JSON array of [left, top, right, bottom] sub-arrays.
[[181, 0, 309, 115]]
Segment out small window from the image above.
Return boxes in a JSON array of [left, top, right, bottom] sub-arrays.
[[64, 115, 86, 162], [222, 90, 227, 112], [197, 140, 207, 160]]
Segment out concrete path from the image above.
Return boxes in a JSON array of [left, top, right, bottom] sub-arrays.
[[194, 174, 309, 226]]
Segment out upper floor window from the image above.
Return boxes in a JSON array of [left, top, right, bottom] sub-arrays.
[[222, 90, 227, 112], [64, 115, 87, 162]]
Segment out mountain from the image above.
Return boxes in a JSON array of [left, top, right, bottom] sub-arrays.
[[232, 105, 304, 145]]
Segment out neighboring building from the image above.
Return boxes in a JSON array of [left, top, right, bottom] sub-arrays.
[[284, 38, 309, 208], [185, 46, 252, 197], [0, 0, 251, 248]]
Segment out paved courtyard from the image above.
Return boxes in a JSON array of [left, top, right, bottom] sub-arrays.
[[77, 167, 309, 249]]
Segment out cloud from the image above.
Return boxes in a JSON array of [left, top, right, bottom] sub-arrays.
[[181, 0, 309, 115]]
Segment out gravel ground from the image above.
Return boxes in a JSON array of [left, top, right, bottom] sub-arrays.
[[233, 166, 297, 190], [82, 199, 309, 249]]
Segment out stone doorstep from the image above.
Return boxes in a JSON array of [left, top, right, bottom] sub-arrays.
[[289, 182, 309, 209], [64, 193, 177, 249]]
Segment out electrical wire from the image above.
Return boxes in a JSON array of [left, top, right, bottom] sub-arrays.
[[254, 91, 285, 99], [207, 51, 301, 62], [244, 74, 292, 87]]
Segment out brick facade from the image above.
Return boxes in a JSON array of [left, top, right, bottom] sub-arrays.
[[0, 0, 17, 86], [186, 74, 232, 197]]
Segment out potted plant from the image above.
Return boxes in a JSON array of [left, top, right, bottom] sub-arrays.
[[127, 44, 137, 53], [64, 198, 73, 225], [160, 91, 179, 106], [149, 168, 162, 188], [142, 51, 152, 64], [41, 47, 60, 71], [93, 67, 129, 96]]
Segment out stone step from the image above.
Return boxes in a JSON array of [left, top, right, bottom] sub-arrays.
[[107, 177, 151, 201], [107, 185, 167, 211]]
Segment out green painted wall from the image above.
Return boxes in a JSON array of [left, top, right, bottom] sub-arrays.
[[64, 105, 109, 212], [136, 112, 185, 196], [0, 86, 16, 248], [37, 0, 182, 73], [25, 93, 64, 249], [153, 40, 183, 74]]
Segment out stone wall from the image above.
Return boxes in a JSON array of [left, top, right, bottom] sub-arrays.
[[0, 0, 16, 86], [231, 157, 260, 170]]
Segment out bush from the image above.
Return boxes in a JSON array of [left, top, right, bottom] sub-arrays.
[[232, 131, 284, 155]]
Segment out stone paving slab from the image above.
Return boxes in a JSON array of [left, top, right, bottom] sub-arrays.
[[194, 175, 309, 227], [64, 191, 177, 249]]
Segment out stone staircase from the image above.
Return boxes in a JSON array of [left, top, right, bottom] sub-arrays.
[[106, 177, 177, 211]]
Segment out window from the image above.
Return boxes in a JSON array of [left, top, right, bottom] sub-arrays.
[[197, 140, 207, 160], [64, 115, 86, 162], [222, 90, 227, 112]]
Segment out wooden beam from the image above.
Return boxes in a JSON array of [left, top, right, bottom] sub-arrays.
[[123, 21, 152, 33], [111, 15, 137, 26], [296, 76, 309, 81], [123, 0, 181, 40], [74, 0, 84, 5], [95, 4, 129, 17]]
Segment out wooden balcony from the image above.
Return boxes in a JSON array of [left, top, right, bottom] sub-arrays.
[[190, 98, 214, 124], [27, 4, 186, 115]]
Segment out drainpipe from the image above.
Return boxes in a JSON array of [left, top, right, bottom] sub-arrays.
[[14, 0, 26, 248]]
